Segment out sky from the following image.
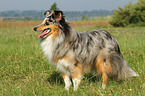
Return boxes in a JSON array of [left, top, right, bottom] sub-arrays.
[[0, 0, 138, 12]]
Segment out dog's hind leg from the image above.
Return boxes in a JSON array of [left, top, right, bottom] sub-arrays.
[[71, 61, 83, 91], [62, 73, 72, 90], [102, 62, 109, 89], [96, 54, 112, 89], [102, 73, 108, 89]]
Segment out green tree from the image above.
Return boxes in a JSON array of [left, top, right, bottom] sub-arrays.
[[50, 2, 59, 10], [109, 0, 145, 27]]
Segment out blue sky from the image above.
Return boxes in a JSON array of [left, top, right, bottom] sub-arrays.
[[0, 0, 137, 11]]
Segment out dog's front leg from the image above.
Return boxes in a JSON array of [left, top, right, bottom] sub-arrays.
[[72, 75, 82, 91], [71, 62, 83, 91], [62, 73, 72, 90]]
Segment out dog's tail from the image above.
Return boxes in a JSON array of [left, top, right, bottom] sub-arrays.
[[108, 52, 139, 79]]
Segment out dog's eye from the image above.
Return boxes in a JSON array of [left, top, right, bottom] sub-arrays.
[[45, 21, 49, 25], [49, 19, 53, 22]]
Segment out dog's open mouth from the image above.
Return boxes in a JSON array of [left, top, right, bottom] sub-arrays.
[[38, 29, 51, 38]]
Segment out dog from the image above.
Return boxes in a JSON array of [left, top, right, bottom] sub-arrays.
[[34, 10, 139, 91]]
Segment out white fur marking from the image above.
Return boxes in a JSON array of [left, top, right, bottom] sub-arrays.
[[42, 17, 47, 24], [64, 75, 72, 90], [129, 68, 139, 77], [57, 59, 71, 76], [72, 75, 82, 91]]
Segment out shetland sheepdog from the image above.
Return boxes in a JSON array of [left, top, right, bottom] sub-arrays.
[[34, 10, 139, 91]]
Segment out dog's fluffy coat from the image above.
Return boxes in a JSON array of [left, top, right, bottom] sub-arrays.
[[34, 10, 139, 90]]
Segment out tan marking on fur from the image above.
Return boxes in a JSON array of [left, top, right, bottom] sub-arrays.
[[56, 56, 82, 79], [36, 24, 47, 31], [96, 55, 104, 76], [53, 12, 62, 21], [50, 25, 59, 41], [106, 59, 112, 75], [36, 23, 59, 40], [55, 55, 70, 64], [102, 72, 108, 86], [62, 73, 65, 79], [71, 61, 83, 79], [96, 54, 109, 86]]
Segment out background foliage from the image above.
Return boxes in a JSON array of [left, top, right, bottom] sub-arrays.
[[110, 0, 145, 27], [50, 2, 59, 11]]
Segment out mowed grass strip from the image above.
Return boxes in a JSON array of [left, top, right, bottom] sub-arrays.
[[0, 21, 144, 95]]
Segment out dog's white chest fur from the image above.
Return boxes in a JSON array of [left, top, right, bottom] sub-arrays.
[[40, 36, 54, 63], [40, 34, 64, 63]]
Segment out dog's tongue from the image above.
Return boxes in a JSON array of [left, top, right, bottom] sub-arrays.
[[38, 30, 48, 38]]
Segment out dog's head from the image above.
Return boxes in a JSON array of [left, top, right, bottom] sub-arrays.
[[34, 10, 70, 39]]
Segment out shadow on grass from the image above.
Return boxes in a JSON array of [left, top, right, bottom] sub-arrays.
[[46, 72, 103, 84], [46, 71, 124, 85], [46, 71, 64, 85]]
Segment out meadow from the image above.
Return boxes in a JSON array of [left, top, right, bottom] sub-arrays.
[[0, 20, 145, 96]]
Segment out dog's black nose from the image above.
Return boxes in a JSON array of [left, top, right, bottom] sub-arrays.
[[34, 27, 37, 31]]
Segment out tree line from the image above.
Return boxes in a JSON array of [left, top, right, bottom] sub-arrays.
[[0, 10, 113, 21]]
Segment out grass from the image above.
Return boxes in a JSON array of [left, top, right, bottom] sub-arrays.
[[0, 20, 145, 96]]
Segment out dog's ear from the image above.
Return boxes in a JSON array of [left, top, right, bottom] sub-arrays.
[[53, 10, 63, 22], [44, 10, 51, 16]]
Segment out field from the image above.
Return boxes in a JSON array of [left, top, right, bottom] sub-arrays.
[[0, 20, 145, 96]]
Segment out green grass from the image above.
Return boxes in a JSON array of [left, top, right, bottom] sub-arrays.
[[0, 21, 145, 96]]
